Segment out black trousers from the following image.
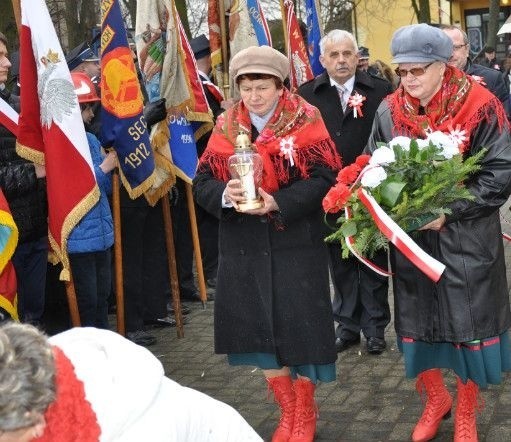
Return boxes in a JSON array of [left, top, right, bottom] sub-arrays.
[[121, 200, 169, 332], [328, 243, 390, 339]]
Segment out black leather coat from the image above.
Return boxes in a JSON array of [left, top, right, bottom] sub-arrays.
[[366, 100, 511, 342]]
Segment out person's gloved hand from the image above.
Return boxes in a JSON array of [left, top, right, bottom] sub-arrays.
[[143, 98, 167, 130]]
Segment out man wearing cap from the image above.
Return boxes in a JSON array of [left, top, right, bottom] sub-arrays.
[[0, 31, 48, 325], [440, 25, 509, 116], [66, 41, 100, 82], [366, 23, 511, 442], [482, 46, 501, 71], [66, 41, 102, 137], [357, 46, 370, 71], [298, 30, 393, 356]]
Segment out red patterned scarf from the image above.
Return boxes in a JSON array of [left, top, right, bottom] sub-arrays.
[[387, 66, 508, 150], [199, 89, 341, 192], [35, 347, 101, 442]]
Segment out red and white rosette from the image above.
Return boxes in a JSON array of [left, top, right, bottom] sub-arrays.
[[356, 188, 445, 282], [347, 92, 366, 118]]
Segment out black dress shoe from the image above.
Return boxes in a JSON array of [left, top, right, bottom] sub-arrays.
[[166, 303, 191, 315], [144, 315, 190, 328], [126, 330, 157, 346], [181, 291, 214, 302], [335, 335, 361, 353], [366, 337, 386, 355]]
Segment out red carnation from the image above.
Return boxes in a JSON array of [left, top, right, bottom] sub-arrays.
[[337, 164, 361, 184], [323, 183, 352, 213], [355, 154, 371, 168]]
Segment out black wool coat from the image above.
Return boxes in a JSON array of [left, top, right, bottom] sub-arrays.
[[193, 162, 337, 367], [298, 70, 393, 166]]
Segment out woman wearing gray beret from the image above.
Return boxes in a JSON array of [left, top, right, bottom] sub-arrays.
[[366, 24, 511, 442]]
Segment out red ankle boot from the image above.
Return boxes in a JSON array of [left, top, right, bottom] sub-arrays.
[[454, 377, 482, 442], [267, 376, 296, 442], [289, 378, 317, 442], [411, 369, 453, 442]]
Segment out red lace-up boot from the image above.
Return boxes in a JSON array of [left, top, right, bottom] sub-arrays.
[[289, 378, 317, 442], [454, 377, 482, 442], [411, 368, 453, 442], [267, 376, 296, 442]]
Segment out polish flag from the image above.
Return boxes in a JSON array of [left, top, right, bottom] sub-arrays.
[[16, 0, 99, 280]]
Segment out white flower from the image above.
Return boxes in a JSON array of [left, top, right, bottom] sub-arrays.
[[416, 138, 430, 149], [361, 166, 387, 188], [388, 136, 412, 151], [369, 146, 396, 165], [426, 131, 459, 159]]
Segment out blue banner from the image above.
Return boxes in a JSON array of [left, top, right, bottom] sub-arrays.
[[247, 0, 272, 46], [100, 0, 155, 198], [305, 0, 324, 76], [168, 116, 199, 182]]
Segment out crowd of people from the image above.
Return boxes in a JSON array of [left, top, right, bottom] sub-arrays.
[[1, 16, 511, 442]]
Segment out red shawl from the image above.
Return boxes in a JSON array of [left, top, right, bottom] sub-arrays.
[[35, 347, 101, 442], [199, 89, 341, 192], [387, 66, 508, 150]]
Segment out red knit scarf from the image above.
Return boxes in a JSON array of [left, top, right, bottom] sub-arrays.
[[387, 66, 508, 151], [199, 89, 341, 192], [35, 347, 101, 442]]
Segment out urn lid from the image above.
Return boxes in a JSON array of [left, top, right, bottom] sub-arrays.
[[234, 131, 255, 153]]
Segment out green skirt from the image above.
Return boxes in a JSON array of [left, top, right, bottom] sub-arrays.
[[397, 331, 511, 388], [227, 353, 336, 384]]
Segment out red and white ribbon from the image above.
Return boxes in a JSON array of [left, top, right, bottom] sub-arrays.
[[357, 188, 446, 282], [347, 92, 366, 118], [0, 97, 19, 137], [344, 207, 392, 277]]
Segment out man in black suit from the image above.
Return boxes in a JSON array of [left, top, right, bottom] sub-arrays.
[[441, 25, 509, 112], [298, 29, 393, 355]]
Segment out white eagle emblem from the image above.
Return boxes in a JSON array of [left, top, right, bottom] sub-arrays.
[[38, 49, 76, 128]]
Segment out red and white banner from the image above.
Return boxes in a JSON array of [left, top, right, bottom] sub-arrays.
[[16, 0, 99, 280], [0, 97, 19, 137], [357, 188, 445, 282]]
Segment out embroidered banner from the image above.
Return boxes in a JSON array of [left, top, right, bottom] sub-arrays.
[[101, 0, 156, 199], [284, 0, 314, 91]]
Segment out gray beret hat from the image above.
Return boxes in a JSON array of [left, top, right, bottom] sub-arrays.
[[391, 24, 453, 64], [230, 45, 289, 82]]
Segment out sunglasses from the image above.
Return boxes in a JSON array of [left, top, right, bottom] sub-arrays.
[[394, 62, 434, 78]]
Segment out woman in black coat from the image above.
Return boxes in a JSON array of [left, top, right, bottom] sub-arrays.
[[366, 24, 511, 442], [193, 46, 341, 442]]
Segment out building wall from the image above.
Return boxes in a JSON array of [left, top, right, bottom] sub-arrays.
[[352, 0, 452, 66]]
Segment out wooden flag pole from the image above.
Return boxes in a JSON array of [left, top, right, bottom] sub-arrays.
[[162, 194, 185, 338], [218, 0, 230, 98], [280, 0, 289, 53], [185, 183, 208, 306], [111, 170, 125, 335], [64, 277, 81, 326], [11, 0, 21, 32]]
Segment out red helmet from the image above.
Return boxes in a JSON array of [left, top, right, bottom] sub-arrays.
[[71, 72, 100, 103]]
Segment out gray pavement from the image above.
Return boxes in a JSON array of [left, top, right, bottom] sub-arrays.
[[145, 228, 511, 441]]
